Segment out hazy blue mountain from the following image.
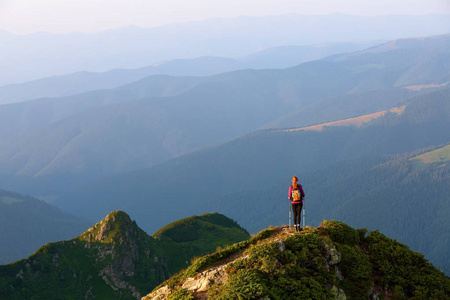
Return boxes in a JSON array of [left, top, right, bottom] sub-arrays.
[[0, 57, 241, 105], [0, 41, 381, 105], [261, 87, 421, 129], [0, 69, 293, 197], [0, 75, 204, 142], [0, 34, 448, 200], [0, 189, 91, 265], [239, 41, 382, 69], [1, 14, 449, 85], [1, 34, 447, 143]]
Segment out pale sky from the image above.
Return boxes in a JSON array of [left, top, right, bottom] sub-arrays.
[[1, 0, 450, 34]]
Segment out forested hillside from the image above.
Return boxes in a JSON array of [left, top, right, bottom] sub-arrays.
[[0, 190, 91, 264], [262, 86, 439, 129]]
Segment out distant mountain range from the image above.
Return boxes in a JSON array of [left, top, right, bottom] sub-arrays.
[[0, 34, 449, 201], [0, 189, 91, 265], [1, 13, 449, 85], [0, 42, 379, 105], [0, 211, 249, 299]]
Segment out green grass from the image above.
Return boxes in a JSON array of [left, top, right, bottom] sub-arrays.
[[152, 213, 250, 274], [411, 144, 450, 167]]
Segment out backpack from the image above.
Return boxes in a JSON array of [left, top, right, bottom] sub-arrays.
[[291, 186, 302, 201]]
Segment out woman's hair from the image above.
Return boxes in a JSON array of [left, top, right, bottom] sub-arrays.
[[292, 176, 298, 182], [292, 176, 298, 187]]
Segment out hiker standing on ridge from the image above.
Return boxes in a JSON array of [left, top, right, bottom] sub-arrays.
[[289, 176, 305, 232]]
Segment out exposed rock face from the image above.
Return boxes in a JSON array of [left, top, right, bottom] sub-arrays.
[[331, 285, 347, 300], [182, 265, 228, 292], [276, 238, 285, 253], [143, 265, 229, 299], [83, 210, 137, 245], [323, 240, 341, 266], [144, 285, 170, 300], [143, 252, 253, 300], [103, 212, 150, 297], [81, 211, 145, 298], [80, 211, 171, 299]]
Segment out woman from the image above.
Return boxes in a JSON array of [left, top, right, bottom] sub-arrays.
[[289, 176, 305, 232]]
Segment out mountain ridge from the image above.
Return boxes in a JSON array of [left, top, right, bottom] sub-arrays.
[[2, 14, 448, 85], [279, 106, 404, 132], [0, 189, 91, 265], [1, 34, 449, 199], [0, 41, 379, 105], [143, 220, 450, 300], [0, 211, 249, 299]]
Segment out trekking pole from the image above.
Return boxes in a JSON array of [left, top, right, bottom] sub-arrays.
[[302, 197, 306, 228], [289, 198, 292, 228]]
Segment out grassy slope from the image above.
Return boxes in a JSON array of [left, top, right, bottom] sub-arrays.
[[0, 189, 92, 265], [411, 143, 450, 167], [148, 221, 450, 300], [153, 213, 250, 274]]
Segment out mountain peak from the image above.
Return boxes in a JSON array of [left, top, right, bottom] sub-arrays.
[[144, 220, 450, 300], [78, 210, 137, 244], [152, 212, 248, 241]]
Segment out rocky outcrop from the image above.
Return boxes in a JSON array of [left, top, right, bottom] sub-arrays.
[[82, 210, 137, 244], [92, 212, 159, 298], [182, 265, 228, 293], [323, 239, 341, 268], [80, 211, 170, 299], [143, 269, 227, 300], [331, 285, 347, 300], [143, 285, 170, 300]]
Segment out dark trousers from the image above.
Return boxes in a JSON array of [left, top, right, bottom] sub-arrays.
[[292, 202, 303, 226]]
